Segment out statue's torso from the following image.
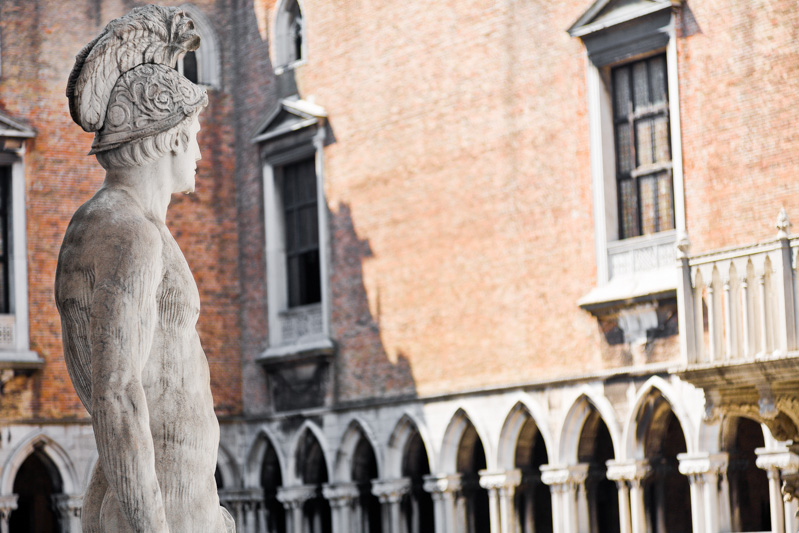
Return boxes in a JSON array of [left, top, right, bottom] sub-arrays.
[[56, 189, 221, 530]]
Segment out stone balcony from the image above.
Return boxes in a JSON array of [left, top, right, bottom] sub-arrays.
[[675, 210, 799, 445]]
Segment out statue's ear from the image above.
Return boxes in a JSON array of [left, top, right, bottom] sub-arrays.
[[171, 134, 182, 154]]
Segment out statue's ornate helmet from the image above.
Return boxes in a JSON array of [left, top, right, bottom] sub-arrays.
[[66, 5, 207, 152]]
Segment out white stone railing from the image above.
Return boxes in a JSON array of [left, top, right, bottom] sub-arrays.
[[677, 210, 799, 365]]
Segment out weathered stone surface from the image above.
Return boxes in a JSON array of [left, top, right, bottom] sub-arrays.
[[55, 6, 233, 532]]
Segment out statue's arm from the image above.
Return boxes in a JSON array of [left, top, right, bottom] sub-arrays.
[[88, 219, 167, 532]]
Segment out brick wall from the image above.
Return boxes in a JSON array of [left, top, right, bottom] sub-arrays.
[[678, 0, 799, 253], [0, 0, 242, 419]]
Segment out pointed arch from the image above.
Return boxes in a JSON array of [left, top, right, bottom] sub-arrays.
[[623, 376, 695, 460], [178, 3, 221, 88], [245, 427, 287, 488], [497, 399, 553, 471], [334, 417, 382, 482], [1, 432, 79, 495], [559, 388, 621, 464], [216, 442, 241, 490], [287, 420, 331, 486], [386, 412, 435, 478], [440, 407, 492, 474]]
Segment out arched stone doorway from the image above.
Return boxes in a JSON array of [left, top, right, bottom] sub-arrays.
[[351, 434, 381, 533], [515, 417, 552, 533], [723, 417, 770, 532], [577, 409, 619, 533], [641, 402, 691, 533], [262, 438, 287, 533], [456, 422, 489, 533], [401, 431, 434, 533], [9, 449, 63, 533], [293, 429, 332, 533]]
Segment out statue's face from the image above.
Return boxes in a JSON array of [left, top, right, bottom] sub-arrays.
[[171, 116, 202, 194]]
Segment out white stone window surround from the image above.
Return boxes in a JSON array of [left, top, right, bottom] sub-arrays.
[[176, 4, 222, 90], [272, 0, 308, 75], [260, 129, 333, 360], [571, 1, 686, 308], [0, 144, 41, 368]]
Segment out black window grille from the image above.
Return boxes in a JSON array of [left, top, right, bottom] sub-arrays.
[[0, 167, 10, 313], [612, 54, 674, 240], [282, 158, 321, 308]]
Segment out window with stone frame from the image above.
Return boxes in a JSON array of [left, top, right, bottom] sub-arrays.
[[276, 0, 304, 68], [280, 157, 321, 308], [173, 5, 221, 89], [569, 0, 686, 309], [611, 53, 674, 240]]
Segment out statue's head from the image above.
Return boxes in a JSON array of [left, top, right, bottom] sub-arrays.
[[66, 6, 207, 171], [91, 64, 207, 170]]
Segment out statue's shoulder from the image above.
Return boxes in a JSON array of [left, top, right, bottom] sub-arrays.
[[64, 188, 162, 260]]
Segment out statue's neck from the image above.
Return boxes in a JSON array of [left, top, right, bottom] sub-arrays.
[[102, 161, 172, 223]]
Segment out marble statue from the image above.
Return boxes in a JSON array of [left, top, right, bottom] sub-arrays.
[[55, 6, 235, 532]]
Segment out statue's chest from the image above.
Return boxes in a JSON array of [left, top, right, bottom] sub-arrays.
[[156, 232, 200, 331]]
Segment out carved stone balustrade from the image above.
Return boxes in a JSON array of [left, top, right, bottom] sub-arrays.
[[676, 211, 799, 445]]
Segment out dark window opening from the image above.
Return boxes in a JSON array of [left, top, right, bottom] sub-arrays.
[[611, 54, 674, 240], [182, 51, 198, 84], [0, 167, 10, 314], [282, 158, 321, 308], [288, 1, 303, 63]]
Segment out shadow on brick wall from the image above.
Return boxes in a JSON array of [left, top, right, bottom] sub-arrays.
[[330, 202, 418, 403]]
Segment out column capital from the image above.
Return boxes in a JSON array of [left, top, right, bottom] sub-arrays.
[[756, 446, 799, 474], [0, 494, 18, 517], [540, 464, 590, 488], [422, 473, 462, 495], [219, 487, 265, 508], [277, 484, 318, 509], [477, 469, 522, 491], [322, 482, 360, 506], [51, 493, 82, 518], [677, 452, 729, 477], [371, 478, 411, 503], [605, 460, 651, 483]]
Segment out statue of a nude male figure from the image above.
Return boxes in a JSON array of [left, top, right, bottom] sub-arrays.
[[55, 7, 234, 532]]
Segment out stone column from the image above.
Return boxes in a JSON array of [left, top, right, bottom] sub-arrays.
[[677, 452, 729, 533], [423, 474, 462, 533], [756, 446, 799, 533], [52, 493, 82, 533], [219, 488, 265, 533], [278, 485, 318, 533], [606, 460, 650, 533], [0, 495, 17, 533], [323, 482, 360, 533], [478, 469, 521, 533], [372, 478, 411, 533], [540, 464, 590, 533]]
